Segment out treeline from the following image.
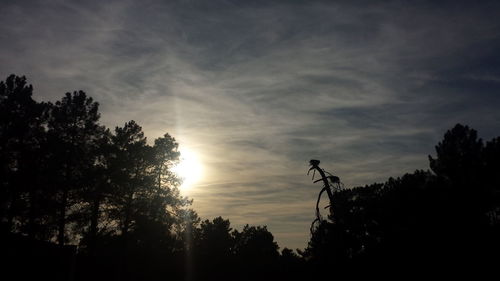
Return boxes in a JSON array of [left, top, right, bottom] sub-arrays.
[[304, 124, 500, 276], [2, 74, 500, 280], [0, 75, 299, 281], [0, 74, 191, 247]]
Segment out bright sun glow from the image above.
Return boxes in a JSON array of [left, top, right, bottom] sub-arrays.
[[171, 148, 203, 191]]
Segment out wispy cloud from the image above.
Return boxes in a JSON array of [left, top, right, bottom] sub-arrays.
[[2, 0, 500, 249]]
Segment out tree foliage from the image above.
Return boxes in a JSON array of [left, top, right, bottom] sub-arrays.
[[0, 75, 291, 281], [305, 124, 500, 276], [2, 74, 500, 280]]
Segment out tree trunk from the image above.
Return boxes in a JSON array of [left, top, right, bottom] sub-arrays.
[[27, 190, 37, 238], [6, 192, 18, 232], [122, 191, 133, 236], [58, 187, 68, 245], [88, 193, 101, 252]]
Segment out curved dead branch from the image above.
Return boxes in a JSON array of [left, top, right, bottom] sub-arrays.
[[308, 159, 343, 235]]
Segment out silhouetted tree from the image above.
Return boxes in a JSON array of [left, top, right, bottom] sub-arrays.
[[0, 75, 49, 238], [305, 123, 500, 276], [483, 137, 500, 225], [429, 124, 493, 228], [1, 75, 197, 280], [279, 247, 305, 278], [191, 216, 234, 280], [5, 73, 500, 280], [46, 91, 105, 245], [232, 225, 280, 280], [429, 124, 483, 187], [106, 120, 152, 237], [76, 128, 113, 253]]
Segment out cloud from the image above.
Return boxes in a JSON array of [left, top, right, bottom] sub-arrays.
[[1, 0, 500, 249]]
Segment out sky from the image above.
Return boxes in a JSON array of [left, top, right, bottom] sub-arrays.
[[1, 0, 500, 250]]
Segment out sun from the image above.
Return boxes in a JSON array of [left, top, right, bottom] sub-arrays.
[[171, 147, 203, 191]]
